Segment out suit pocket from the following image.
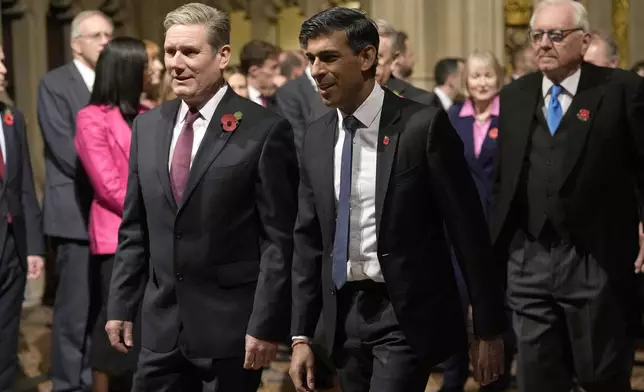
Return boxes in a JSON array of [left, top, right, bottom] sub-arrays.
[[394, 165, 420, 187], [215, 261, 260, 288]]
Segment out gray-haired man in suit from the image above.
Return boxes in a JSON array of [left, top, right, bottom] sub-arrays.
[[37, 10, 112, 392]]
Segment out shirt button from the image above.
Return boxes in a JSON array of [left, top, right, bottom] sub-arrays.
[[176, 273, 184, 281]]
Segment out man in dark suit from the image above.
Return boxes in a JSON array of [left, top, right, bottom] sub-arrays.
[[491, 1, 644, 391], [374, 19, 435, 107], [240, 40, 283, 114], [36, 10, 112, 392], [0, 45, 45, 392], [105, 4, 298, 391], [289, 8, 506, 392], [276, 66, 332, 153]]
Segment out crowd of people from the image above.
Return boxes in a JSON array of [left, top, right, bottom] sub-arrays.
[[0, 0, 643, 391]]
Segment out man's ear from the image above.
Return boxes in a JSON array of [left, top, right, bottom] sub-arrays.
[[360, 45, 377, 72]]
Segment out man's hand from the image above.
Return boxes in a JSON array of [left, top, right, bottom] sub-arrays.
[[635, 222, 644, 273], [470, 335, 504, 386], [288, 341, 315, 392], [26, 255, 44, 280], [244, 335, 278, 370], [105, 320, 134, 354]]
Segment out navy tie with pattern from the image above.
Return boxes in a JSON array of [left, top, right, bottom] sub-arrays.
[[332, 115, 360, 290]]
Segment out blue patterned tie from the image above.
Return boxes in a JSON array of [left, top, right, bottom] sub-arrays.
[[547, 84, 563, 135], [332, 115, 360, 290]]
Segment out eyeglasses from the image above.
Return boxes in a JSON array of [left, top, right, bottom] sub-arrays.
[[79, 32, 112, 41], [528, 28, 583, 43]]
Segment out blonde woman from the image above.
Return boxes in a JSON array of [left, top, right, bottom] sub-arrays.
[[440, 50, 514, 392]]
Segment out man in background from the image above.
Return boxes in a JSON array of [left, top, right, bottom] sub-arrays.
[[431, 58, 465, 111], [240, 39, 282, 113], [37, 10, 113, 392], [375, 19, 433, 106], [391, 31, 414, 82], [584, 30, 620, 68], [511, 44, 537, 80]]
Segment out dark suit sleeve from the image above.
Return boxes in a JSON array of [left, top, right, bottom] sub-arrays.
[[107, 118, 148, 322], [426, 109, 506, 338], [276, 86, 306, 152], [626, 75, 644, 212], [16, 111, 45, 256], [37, 78, 78, 178], [246, 118, 299, 342], [290, 140, 324, 338]]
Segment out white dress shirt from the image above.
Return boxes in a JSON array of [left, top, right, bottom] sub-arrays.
[[542, 67, 581, 115], [434, 87, 453, 111], [335, 83, 384, 282], [247, 85, 263, 106], [169, 85, 228, 170], [73, 59, 95, 92], [0, 122, 6, 165]]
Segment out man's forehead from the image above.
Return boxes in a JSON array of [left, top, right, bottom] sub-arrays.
[[533, 5, 575, 29], [305, 31, 347, 53], [80, 15, 112, 32]]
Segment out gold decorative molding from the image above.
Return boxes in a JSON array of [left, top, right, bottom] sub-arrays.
[[504, 0, 532, 26], [612, 0, 629, 68]]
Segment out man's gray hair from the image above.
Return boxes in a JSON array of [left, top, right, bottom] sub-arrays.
[[375, 19, 397, 38], [164, 3, 230, 50], [70, 10, 112, 39], [529, 0, 590, 32], [590, 29, 620, 62]]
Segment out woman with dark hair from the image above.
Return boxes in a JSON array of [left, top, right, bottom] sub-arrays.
[[74, 36, 149, 392]]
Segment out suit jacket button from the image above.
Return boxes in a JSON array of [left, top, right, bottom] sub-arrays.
[[175, 231, 182, 239], [330, 288, 336, 295], [176, 273, 183, 281]]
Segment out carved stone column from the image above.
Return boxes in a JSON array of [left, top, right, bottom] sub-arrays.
[[505, 0, 533, 75], [248, 0, 278, 44], [612, 0, 628, 68], [629, 0, 643, 65]]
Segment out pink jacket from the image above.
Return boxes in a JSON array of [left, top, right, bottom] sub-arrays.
[[75, 105, 142, 255]]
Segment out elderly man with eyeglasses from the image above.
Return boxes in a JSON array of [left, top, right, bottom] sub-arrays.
[[490, 0, 644, 391]]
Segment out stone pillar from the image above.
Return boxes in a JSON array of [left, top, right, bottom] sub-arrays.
[[368, 0, 505, 90], [505, 0, 533, 75], [248, 0, 277, 44], [629, 0, 644, 65], [584, 0, 612, 33], [612, 0, 629, 69]]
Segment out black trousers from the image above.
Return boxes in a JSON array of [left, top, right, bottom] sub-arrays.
[[0, 229, 25, 391], [132, 341, 262, 392], [507, 228, 633, 392], [332, 280, 431, 392]]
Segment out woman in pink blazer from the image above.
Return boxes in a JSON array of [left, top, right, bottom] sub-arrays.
[[75, 36, 149, 392]]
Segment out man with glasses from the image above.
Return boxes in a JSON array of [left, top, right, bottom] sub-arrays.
[[37, 10, 113, 392], [491, 0, 644, 391]]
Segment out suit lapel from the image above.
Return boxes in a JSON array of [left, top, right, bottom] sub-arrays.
[[1, 107, 18, 184], [315, 111, 338, 241], [504, 74, 542, 195], [156, 99, 181, 210], [385, 77, 406, 97], [67, 63, 91, 104], [178, 87, 238, 211], [375, 91, 402, 235], [558, 63, 605, 189]]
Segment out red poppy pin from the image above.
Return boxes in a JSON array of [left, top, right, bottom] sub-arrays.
[[577, 108, 590, 122], [383, 136, 390, 146], [488, 127, 498, 140], [3, 108, 13, 126], [221, 111, 242, 132]]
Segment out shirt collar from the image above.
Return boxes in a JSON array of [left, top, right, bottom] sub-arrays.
[[542, 66, 581, 98], [73, 59, 95, 91], [433, 87, 453, 110], [177, 85, 228, 124], [337, 83, 384, 130], [459, 95, 500, 118], [247, 85, 261, 102]]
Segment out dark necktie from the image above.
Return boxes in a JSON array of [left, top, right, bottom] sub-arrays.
[[332, 115, 360, 289], [260, 95, 269, 108], [0, 147, 11, 223], [170, 107, 200, 203]]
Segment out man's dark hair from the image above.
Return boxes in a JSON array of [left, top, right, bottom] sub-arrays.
[[90, 36, 148, 124], [299, 7, 379, 75], [392, 31, 408, 55], [434, 58, 463, 86], [631, 60, 644, 75], [239, 39, 281, 76], [280, 51, 303, 79]]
